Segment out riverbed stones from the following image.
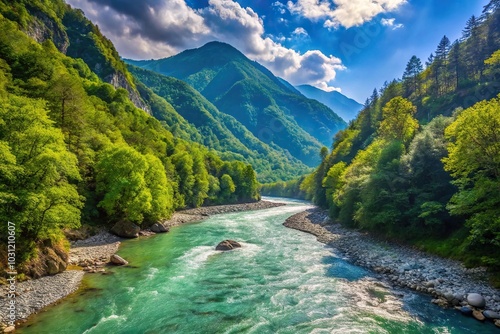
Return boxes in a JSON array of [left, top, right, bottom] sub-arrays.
[[216, 240, 242, 251], [111, 220, 140, 238], [467, 293, 486, 308], [3, 326, 15, 333], [472, 310, 486, 321], [110, 254, 128, 265], [151, 223, 169, 233]]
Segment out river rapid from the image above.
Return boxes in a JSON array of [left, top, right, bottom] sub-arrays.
[[18, 198, 496, 333]]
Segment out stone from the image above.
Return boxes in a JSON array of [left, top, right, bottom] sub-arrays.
[[495, 319, 500, 328], [110, 254, 128, 266], [215, 240, 242, 251], [111, 220, 140, 238], [459, 306, 473, 316], [467, 293, 486, 308], [483, 310, 500, 320], [151, 223, 169, 233], [444, 292, 454, 302], [472, 310, 485, 321], [4, 326, 15, 333]]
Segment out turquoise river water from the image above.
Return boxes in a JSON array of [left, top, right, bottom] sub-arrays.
[[18, 198, 497, 333]]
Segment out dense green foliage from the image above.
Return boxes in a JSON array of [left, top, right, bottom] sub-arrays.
[[128, 65, 311, 182], [263, 1, 500, 273], [126, 42, 347, 166], [0, 1, 259, 272]]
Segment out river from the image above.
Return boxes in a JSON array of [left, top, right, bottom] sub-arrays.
[[18, 198, 497, 333]]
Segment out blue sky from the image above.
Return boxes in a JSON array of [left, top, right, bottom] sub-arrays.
[[67, 0, 489, 102]]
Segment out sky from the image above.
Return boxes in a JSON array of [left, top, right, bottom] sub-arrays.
[[66, 0, 490, 102]]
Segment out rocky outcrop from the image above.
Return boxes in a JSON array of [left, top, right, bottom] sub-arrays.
[[216, 240, 241, 251], [110, 254, 128, 266], [24, 9, 69, 53], [20, 245, 68, 278], [106, 72, 151, 114], [111, 220, 140, 238]]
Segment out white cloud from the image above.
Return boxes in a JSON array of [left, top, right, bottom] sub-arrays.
[[272, 1, 287, 14], [292, 27, 308, 36], [287, 0, 406, 29], [381, 18, 404, 30], [67, 0, 344, 91]]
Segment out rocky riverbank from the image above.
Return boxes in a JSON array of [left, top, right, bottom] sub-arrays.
[[284, 208, 500, 327], [0, 200, 285, 330]]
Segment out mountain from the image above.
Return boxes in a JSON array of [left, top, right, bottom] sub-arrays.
[[296, 85, 363, 122], [125, 42, 347, 166], [129, 65, 311, 182]]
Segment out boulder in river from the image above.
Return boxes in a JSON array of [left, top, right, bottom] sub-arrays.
[[151, 223, 169, 233], [216, 240, 242, 251], [111, 220, 140, 238], [110, 254, 128, 265], [483, 310, 500, 320], [459, 306, 473, 316], [472, 310, 485, 321], [467, 293, 486, 308]]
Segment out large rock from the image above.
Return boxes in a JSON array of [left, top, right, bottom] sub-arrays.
[[459, 306, 473, 316], [483, 310, 500, 320], [110, 254, 128, 266], [151, 223, 169, 233], [216, 240, 242, 251], [111, 220, 140, 238], [467, 293, 486, 308], [472, 310, 485, 321]]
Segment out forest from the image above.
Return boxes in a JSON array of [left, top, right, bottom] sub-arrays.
[[262, 0, 500, 280], [0, 0, 259, 273]]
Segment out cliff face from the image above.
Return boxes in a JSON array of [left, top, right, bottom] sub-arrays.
[[106, 71, 150, 113], [24, 8, 69, 54], [21, 4, 150, 114]]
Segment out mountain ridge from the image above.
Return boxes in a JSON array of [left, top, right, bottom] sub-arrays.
[[126, 41, 347, 166]]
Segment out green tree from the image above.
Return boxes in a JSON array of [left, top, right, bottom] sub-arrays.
[[95, 144, 152, 223], [0, 96, 82, 261], [378, 97, 419, 144], [443, 95, 500, 252]]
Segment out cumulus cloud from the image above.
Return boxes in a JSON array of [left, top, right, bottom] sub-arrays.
[[381, 18, 404, 30], [292, 27, 308, 37], [67, 0, 344, 91], [287, 0, 406, 29], [272, 1, 287, 14]]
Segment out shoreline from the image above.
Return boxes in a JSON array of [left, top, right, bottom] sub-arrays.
[[0, 200, 285, 329], [284, 208, 500, 323]]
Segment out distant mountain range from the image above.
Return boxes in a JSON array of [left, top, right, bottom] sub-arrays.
[[295, 85, 363, 122], [125, 41, 347, 167]]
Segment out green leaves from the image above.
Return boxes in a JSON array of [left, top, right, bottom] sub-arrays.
[[444, 95, 500, 248]]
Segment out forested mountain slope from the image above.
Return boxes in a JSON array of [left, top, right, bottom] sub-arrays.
[[0, 0, 259, 278], [126, 42, 347, 166], [262, 0, 500, 280], [129, 65, 311, 182], [296, 85, 363, 122]]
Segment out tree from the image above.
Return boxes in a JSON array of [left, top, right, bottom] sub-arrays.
[[443, 95, 500, 254], [435, 36, 451, 94], [95, 144, 152, 223], [402, 55, 423, 97], [0, 96, 82, 261], [378, 97, 419, 144]]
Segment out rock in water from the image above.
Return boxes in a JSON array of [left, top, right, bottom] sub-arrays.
[[216, 240, 242, 251], [459, 306, 473, 316], [111, 220, 140, 238], [472, 310, 485, 321], [151, 223, 169, 233], [467, 293, 486, 308], [110, 254, 128, 265], [483, 310, 500, 320]]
